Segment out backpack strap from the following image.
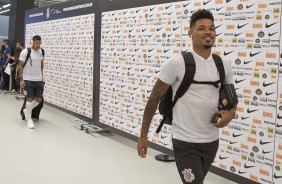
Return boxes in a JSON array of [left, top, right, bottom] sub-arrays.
[[212, 54, 225, 85], [41, 48, 45, 58], [23, 48, 31, 68], [171, 52, 196, 107]]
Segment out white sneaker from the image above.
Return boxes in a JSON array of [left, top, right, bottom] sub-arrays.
[[27, 120, 35, 129], [23, 109, 28, 120]]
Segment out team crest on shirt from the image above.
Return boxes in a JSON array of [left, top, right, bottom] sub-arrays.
[[182, 168, 195, 183]]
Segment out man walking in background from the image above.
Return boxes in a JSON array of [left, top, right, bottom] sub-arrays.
[[137, 9, 236, 184], [18, 35, 45, 129], [1, 39, 13, 90]]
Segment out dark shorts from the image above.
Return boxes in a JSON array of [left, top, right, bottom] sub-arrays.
[[24, 80, 44, 98], [172, 138, 219, 184]]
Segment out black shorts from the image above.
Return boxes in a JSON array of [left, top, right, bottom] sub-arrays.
[[172, 138, 219, 184], [24, 80, 44, 98]]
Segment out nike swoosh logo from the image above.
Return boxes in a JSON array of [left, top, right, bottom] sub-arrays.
[[168, 12, 173, 15], [247, 108, 259, 113], [122, 48, 127, 51], [263, 82, 275, 87], [136, 9, 141, 13], [237, 23, 248, 29], [219, 156, 229, 160], [234, 32, 243, 37], [230, 141, 237, 144], [164, 49, 170, 53], [142, 28, 147, 32], [190, 10, 196, 14], [165, 4, 173, 9], [148, 49, 154, 52], [244, 60, 252, 65], [239, 171, 247, 174], [260, 140, 272, 145], [161, 136, 167, 139], [123, 11, 128, 14], [157, 28, 163, 32], [183, 2, 191, 7], [203, 0, 212, 5], [132, 126, 138, 129], [147, 90, 152, 93], [168, 34, 173, 37], [274, 173, 282, 179], [121, 85, 125, 88], [277, 114, 282, 119], [141, 69, 146, 72], [164, 144, 169, 146], [215, 24, 223, 29], [129, 29, 134, 33], [224, 51, 234, 56], [262, 150, 272, 154], [277, 123, 282, 128], [235, 79, 246, 84], [269, 32, 278, 37], [216, 7, 224, 11], [250, 51, 262, 57], [246, 3, 255, 9], [241, 117, 250, 120], [150, 7, 156, 11], [265, 22, 278, 28], [155, 70, 160, 74], [135, 48, 140, 52], [244, 164, 256, 169], [266, 92, 275, 96], [173, 26, 180, 31], [216, 33, 222, 36]]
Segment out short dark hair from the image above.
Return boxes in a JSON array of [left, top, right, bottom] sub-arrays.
[[190, 9, 214, 28], [3, 39, 9, 45], [32, 35, 41, 41], [17, 42, 25, 47]]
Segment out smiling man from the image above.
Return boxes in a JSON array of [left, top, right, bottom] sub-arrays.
[[137, 9, 235, 184]]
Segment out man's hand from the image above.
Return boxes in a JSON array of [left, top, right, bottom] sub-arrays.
[[137, 137, 148, 158], [20, 80, 25, 88], [213, 110, 234, 128]]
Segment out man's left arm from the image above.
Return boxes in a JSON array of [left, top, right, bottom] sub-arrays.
[[214, 59, 236, 128]]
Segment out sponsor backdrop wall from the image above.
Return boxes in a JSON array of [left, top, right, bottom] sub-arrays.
[[25, 0, 96, 119], [98, 0, 282, 184], [25, 0, 282, 183]]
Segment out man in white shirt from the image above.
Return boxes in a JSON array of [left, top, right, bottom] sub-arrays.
[[18, 35, 44, 129], [137, 9, 236, 184]]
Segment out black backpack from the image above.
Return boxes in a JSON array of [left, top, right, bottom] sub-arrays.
[[23, 48, 45, 68], [156, 52, 225, 133]]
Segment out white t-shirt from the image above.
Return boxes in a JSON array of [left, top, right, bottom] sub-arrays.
[[158, 50, 234, 143], [19, 48, 44, 81]]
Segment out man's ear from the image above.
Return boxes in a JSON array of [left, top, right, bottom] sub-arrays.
[[188, 30, 192, 38]]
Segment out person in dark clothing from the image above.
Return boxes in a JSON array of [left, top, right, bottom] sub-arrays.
[[1, 39, 14, 90]]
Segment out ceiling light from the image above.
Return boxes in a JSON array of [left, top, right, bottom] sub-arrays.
[[0, 9, 10, 14], [2, 4, 10, 8]]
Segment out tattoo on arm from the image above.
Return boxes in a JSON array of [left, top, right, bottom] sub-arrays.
[[18, 60, 24, 79], [140, 79, 170, 138]]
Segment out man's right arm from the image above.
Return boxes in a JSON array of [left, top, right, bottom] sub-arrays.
[[137, 79, 170, 158]]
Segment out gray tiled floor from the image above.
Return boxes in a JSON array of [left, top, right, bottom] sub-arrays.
[[0, 91, 237, 184]]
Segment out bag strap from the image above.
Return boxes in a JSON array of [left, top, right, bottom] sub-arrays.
[[212, 54, 225, 86], [23, 48, 31, 68], [41, 48, 45, 58], [171, 52, 196, 107]]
